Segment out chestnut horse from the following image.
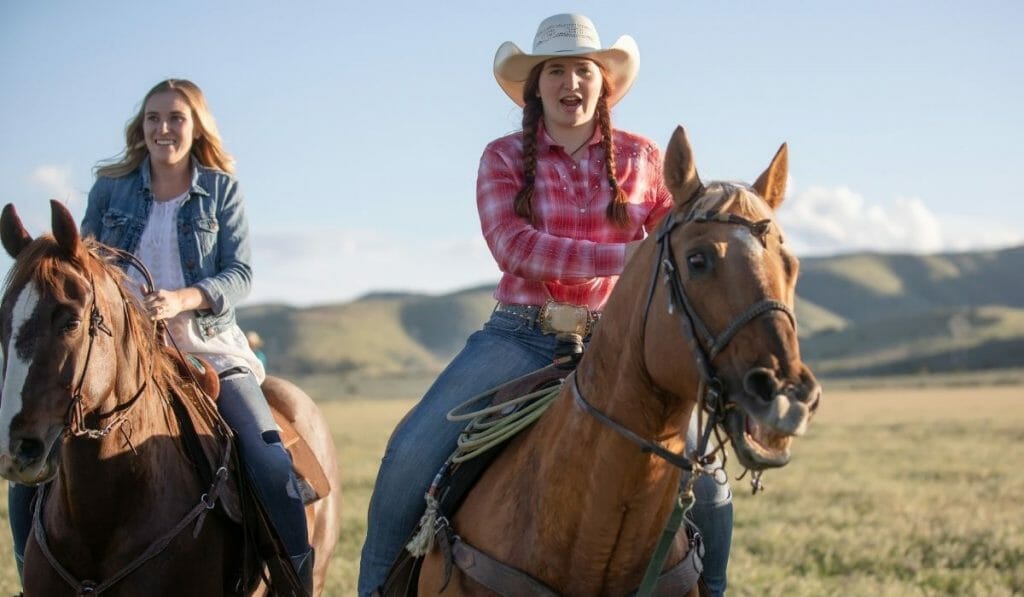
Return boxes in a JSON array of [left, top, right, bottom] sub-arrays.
[[0, 201, 341, 596], [417, 126, 821, 595]]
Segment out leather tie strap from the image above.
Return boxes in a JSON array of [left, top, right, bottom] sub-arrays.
[[437, 517, 702, 596]]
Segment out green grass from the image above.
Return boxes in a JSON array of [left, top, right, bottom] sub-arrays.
[[727, 385, 1024, 596], [0, 381, 1021, 595]]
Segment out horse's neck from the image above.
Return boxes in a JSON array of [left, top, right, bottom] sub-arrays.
[[570, 331, 692, 492], [461, 353, 687, 590], [495, 317, 692, 583]]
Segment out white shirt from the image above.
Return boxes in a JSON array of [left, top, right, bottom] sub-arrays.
[[129, 192, 266, 382]]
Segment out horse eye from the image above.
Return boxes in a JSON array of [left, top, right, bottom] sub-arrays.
[[61, 318, 82, 334], [686, 251, 709, 273]]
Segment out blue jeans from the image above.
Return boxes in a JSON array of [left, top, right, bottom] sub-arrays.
[[357, 311, 734, 596], [7, 481, 32, 582], [6, 370, 310, 581], [358, 312, 557, 596], [218, 371, 310, 565], [686, 411, 733, 596]]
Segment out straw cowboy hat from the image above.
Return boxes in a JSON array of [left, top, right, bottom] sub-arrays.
[[493, 13, 639, 108]]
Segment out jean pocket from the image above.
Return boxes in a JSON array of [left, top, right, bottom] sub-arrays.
[[194, 217, 219, 253], [485, 311, 528, 333], [99, 210, 133, 246]]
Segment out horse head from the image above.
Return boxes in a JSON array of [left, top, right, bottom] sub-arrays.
[[0, 201, 149, 485], [643, 126, 820, 471]]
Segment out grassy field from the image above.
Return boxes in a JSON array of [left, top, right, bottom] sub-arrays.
[[1, 379, 1021, 595]]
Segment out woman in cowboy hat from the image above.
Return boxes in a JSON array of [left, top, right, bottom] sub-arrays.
[[359, 14, 733, 595]]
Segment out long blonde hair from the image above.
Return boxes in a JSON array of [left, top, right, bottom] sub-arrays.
[[95, 79, 235, 178]]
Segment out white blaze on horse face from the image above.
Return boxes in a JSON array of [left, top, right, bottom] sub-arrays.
[[729, 226, 766, 259], [0, 284, 41, 455]]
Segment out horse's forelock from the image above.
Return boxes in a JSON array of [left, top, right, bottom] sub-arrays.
[[693, 182, 774, 221]]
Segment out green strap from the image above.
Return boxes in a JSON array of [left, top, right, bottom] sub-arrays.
[[636, 493, 690, 597]]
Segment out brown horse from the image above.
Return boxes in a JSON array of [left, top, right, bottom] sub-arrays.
[[417, 126, 821, 595], [0, 201, 342, 596]]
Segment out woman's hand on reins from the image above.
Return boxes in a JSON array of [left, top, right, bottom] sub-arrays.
[[143, 287, 211, 320]]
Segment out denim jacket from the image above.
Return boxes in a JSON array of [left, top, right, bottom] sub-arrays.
[[81, 157, 253, 339]]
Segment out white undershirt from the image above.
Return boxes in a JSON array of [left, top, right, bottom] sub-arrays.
[[129, 192, 266, 382]]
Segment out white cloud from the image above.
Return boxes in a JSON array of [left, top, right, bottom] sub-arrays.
[[28, 165, 84, 207], [248, 228, 499, 306], [778, 186, 1022, 256]]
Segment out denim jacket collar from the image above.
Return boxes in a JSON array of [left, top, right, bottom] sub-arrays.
[[139, 156, 211, 197]]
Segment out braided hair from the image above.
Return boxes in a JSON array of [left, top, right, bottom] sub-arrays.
[[514, 61, 630, 228]]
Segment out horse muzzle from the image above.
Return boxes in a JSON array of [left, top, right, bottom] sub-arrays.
[[723, 366, 821, 470], [0, 430, 62, 485]]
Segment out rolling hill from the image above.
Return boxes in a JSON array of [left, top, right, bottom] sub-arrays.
[[238, 245, 1024, 380]]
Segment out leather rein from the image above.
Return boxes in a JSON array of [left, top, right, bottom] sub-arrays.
[[434, 185, 799, 596], [31, 247, 235, 596], [572, 183, 797, 594], [63, 253, 149, 440], [577, 182, 797, 477]]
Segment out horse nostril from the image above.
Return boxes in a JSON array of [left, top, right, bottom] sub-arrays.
[[14, 438, 45, 462], [801, 371, 823, 411], [743, 367, 779, 403]]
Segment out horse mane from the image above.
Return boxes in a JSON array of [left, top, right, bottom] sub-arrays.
[[2, 235, 180, 392]]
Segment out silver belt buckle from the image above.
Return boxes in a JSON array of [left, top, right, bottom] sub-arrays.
[[539, 299, 590, 336]]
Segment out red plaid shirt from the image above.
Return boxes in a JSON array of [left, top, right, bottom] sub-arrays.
[[477, 124, 674, 311]]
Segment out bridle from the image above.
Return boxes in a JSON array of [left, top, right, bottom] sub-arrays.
[[64, 249, 155, 440], [645, 182, 796, 431], [31, 246, 236, 595], [572, 182, 798, 594], [576, 183, 797, 467]]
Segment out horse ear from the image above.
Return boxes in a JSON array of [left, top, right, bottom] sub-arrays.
[[663, 125, 703, 208], [1, 203, 34, 258], [50, 200, 85, 260], [753, 143, 788, 209]]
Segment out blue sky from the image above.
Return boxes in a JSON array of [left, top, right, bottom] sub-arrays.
[[2, 1, 1021, 306]]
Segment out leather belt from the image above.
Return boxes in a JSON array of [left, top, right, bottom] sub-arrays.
[[494, 300, 600, 337]]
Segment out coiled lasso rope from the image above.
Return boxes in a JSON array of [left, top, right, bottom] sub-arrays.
[[405, 379, 564, 556], [446, 381, 563, 463]]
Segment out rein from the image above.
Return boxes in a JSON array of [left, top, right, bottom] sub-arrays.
[[424, 185, 799, 596], [31, 466, 230, 596], [36, 247, 236, 595], [64, 249, 156, 440], [64, 272, 142, 441], [578, 183, 797, 595]]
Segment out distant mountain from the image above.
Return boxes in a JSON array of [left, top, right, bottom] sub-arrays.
[[795, 246, 1024, 375], [238, 245, 1024, 379]]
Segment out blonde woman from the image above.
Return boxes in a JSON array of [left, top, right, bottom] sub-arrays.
[[8, 79, 313, 595]]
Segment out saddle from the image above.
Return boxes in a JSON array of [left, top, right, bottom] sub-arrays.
[[380, 359, 706, 597]]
